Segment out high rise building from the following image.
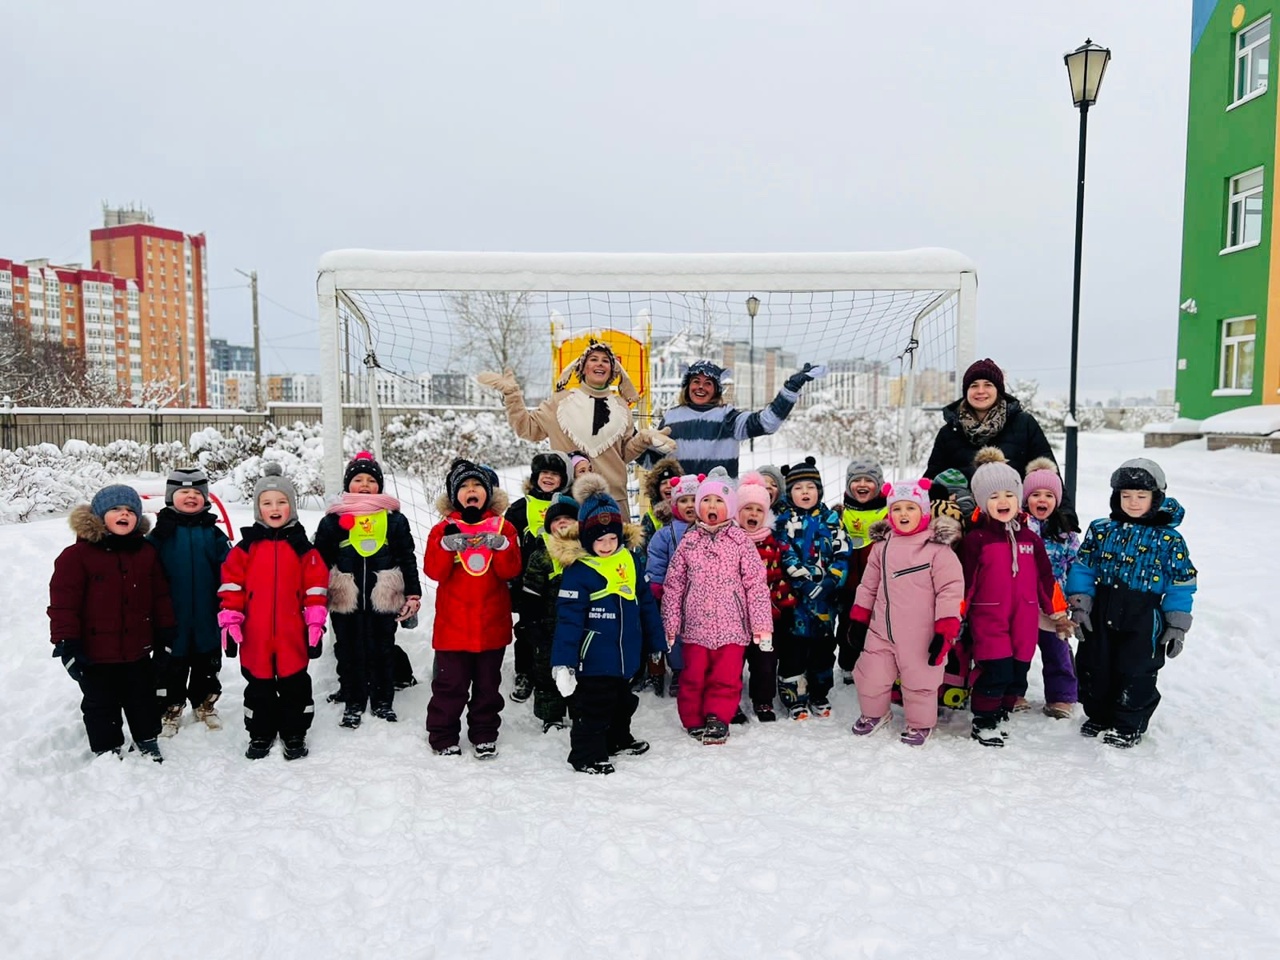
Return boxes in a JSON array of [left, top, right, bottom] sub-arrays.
[[91, 206, 210, 406]]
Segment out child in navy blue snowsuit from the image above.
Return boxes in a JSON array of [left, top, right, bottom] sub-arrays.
[[149, 468, 231, 735], [1066, 458, 1197, 748]]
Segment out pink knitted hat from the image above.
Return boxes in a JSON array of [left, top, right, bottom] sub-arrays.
[[1022, 457, 1063, 506], [669, 473, 702, 500], [737, 472, 772, 511], [696, 474, 737, 522], [882, 477, 933, 513]]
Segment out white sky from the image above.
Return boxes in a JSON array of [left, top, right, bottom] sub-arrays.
[[0, 0, 1191, 400]]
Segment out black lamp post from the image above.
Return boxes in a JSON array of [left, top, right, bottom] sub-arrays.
[[1062, 39, 1111, 504], [746, 295, 760, 451]]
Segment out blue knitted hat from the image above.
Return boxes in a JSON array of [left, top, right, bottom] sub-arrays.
[[91, 484, 143, 521]]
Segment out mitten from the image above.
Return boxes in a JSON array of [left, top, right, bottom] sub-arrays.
[[783, 363, 826, 392], [786, 564, 813, 581], [440, 523, 467, 552], [847, 620, 869, 649], [805, 579, 836, 603], [1161, 610, 1192, 659], [154, 625, 176, 660], [639, 426, 677, 454], [476, 368, 519, 396], [217, 609, 245, 658], [552, 665, 577, 698], [304, 606, 327, 657], [666, 633, 678, 651], [927, 634, 948, 667], [481, 532, 510, 551], [52, 640, 88, 683], [1068, 594, 1093, 634], [754, 633, 773, 652]]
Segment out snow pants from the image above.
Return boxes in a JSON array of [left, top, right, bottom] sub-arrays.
[[156, 649, 221, 713], [1037, 629, 1078, 704], [743, 642, 778, 707], [777, 627, 836, 705], [511, 621, 536, 679], [677, 643, 747, 730], [79, 659, 160, 753], [854, 632, 945, 729], [531, 625, 567, 725], [332, 611, 397, 713], [1076, 585, 1166, 735], [970, 656, 1031, 722], [242, 668, 314, 743], [567, 676, 638, 768], [426, 648, 505, 751]]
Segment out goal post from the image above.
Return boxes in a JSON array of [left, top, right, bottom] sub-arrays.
[[316, 249, 978, 496]]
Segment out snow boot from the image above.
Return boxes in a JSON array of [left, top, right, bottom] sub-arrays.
[[841, 669, 854, 686], [1043, 702, 1074, 720], [195, 694, 222, 730], [610, 739, 650, 757], [753, 702, 777, 722], [542, 719, 566, 733], [135, 738, 164, 763], [647, 653, 666, 697], [160, 704, 183, 738], [95, 746, 124, 759], [282, 737, 309, 761], [686, 725, 705, 739], [970, 716, 1004, 747], [667, 669, 681, 699], [851, 713, 891, 736], [474, 741, 499, 760], [245, 739, 272, 760], [1080, 717, 1108, 738], [510, 674, 533, 704], [1011, 697, 1031, 712], [574, 761, 615, 775], [325, 689, 346, 704], [900, 726, 932, 747], [997, 708, 1012, 739], [731, 707, 749, 725], [372, 704, 398, 723], [702, 715, 729, 745], [778, 674, 807, 719], [809, 697, 832, 719], [340, 704, 363, 729], [1103, 729, 1142, 749], [434, 744, 462, 757]]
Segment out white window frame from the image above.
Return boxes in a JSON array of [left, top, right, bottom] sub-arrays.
[[1222, 167, 1265, 254], [1231, 15, 1271, 109], [1215, 315, 1257, 395]]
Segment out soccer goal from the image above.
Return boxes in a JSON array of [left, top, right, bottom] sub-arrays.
[[315, 250, 977, 499]]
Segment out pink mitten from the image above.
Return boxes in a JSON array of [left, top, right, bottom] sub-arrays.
[[217, 609, 244, 656], [304, 605, 327, 647]]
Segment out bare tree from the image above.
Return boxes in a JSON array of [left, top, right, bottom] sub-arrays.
[[447, 291, 535, 391], [0, 324, 123, 407]]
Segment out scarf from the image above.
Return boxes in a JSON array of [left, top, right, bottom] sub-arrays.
[[554, 387, 630, 457], [326, 492, 402, 515], [956, 398, 1009, 446], [742, 521, 772, 543]]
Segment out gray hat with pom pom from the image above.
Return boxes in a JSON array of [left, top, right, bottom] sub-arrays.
[[253, 462, 298, 523]]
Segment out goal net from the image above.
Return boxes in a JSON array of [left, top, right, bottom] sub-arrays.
[[315, 250, 977, 520]]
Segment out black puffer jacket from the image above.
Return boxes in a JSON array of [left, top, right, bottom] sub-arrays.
[[313, 510, 421, 616], [924, 396, 1058, 482]]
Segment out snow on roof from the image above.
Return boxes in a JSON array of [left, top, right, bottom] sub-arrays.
[[1200, 405, 1280, 436], [316, 249, 977, 293]]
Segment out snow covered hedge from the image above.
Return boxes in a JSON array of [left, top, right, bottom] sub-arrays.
[[0, 411, 539, 523], [777, 404, 938, 468]]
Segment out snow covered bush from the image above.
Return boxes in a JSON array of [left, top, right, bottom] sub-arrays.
[[382, 410, 539, 482], [0, 444, 114, 523], [778, 404, 938, 469]]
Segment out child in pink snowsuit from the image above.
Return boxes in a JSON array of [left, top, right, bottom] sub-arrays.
[[848, 479, 964, 747], [661, 474, 773, 745]]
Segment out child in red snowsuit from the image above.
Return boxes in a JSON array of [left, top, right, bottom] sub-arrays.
[[424, 459, 521, 759], [218, 463, 329, 761], [735, 472, 795, 722]]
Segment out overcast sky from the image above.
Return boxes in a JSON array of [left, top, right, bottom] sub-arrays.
[[0, 0, 1191, 400]]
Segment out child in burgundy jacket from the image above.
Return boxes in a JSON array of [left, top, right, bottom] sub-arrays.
[[735, 472, 795, 722]]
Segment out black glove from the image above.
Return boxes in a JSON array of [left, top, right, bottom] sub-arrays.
[[444, 523, 460, 536], [308, 637, 323, 660], [53, 640, 88, 683], [928, 633, 947, 667], [847, 619, 869, 650], [224, 637, 238, 659], [784, 363, 817, 393]]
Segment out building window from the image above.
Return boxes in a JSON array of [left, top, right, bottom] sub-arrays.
[[1218, 316, 1256, 392], [1226, 167, 1264, 250], [1234, 16, 1270, 105]]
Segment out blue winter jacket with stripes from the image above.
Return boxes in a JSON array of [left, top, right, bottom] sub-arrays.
[[650, 387, 799, 478]]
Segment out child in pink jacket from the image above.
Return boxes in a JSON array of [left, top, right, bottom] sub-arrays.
[[662, 474, 773, 745], [962, 448, 1063, 747], [847, 479, 964, 747]]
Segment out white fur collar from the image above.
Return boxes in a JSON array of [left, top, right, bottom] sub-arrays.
[[555, 388, 630, 457]]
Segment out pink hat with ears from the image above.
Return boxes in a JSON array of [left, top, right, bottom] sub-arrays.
[[882, 478, 934, 515], [670, 473, 703, 500]]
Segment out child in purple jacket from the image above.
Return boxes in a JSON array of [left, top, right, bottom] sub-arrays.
[[961, 448, 1065, 747], [1022, 458, 1079, 719], [661, 474, 773, 745]]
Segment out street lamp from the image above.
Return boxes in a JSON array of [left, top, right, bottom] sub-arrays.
[[746, 295, 760, 451], [1062, 38, 1110, 505]]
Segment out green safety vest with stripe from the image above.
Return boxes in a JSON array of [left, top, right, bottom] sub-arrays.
[[578, 550, 638, 602], [525, 496, 553, 539], [342, 510, 388, 558]]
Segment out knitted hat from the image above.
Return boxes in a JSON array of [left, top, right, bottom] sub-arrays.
[[737, 471, 772, 512], [573, 474, 623, 553], [932, 467, 976, 513], [91, 483, 143, 521], [1110, 458, 1166, 492], [446, 457, 493, 511], [696, 473, 737, 523], [969, 447, 1023, 509], [1022, 456, 1063, 506], [680, 359, 727, 403], [781, 456, 823, 500], [165, 467, 209, 506], [529, 451, 570, 493], [845, 458, 884, 491], [883, 478, 933, 514], [343, 451, 384, 493], [569, 451, 592, 474], [670, 473, 703, 500], [543, 494, 579, 531], [962, 358, 1006, 398], [253, 462, 298, 523], [757, 465, 785, 505]]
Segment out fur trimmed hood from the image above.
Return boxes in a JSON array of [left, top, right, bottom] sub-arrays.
[[433, 487, 510, 519], [642, 456, 685, 505], [70, 504, 152, 543], [868, 514, 961, 545], [546, 521, 644, 568]]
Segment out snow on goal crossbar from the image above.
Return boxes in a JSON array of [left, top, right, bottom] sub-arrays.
[[316, 249, 978, 495]]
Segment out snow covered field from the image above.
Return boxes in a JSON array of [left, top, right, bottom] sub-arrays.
[[0, 431, 1275, 958]]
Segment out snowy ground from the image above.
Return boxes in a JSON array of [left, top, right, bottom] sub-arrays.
[[0, 431, 1275, 958]]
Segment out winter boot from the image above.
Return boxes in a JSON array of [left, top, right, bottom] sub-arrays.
[[245, 738, 273, 760], [702, 715, 730, 745], [1102, 728, 1142, 749], [325, 689, 346, 704], [542, 719, 566, 733], [840, 669, 855, 685], [970, 715, 1004, 748], [474, 741, 499, 760], [753, 702, 777, 722], [135, 739, 164, 763], [95, 746, 124, 759], [510, 674, 533, 704], [646, 653, 666, 697], [340, 703, 363, 729], [1043, 702, 1074, 720], [610, 739, 651, 757], [433, 744, 462, 757], [282, 737, 309, 761], [574, 760, 615, 775], [851, 713, 892, 736], [997, 708, 1012, 739], [1080, 717, 1108, 738], [899, 726, 933, 747], [809, 697, 832, 719], [686, 725, 706, 739], [160, 704, 183, 738], [371, 703, 398, 723], [778, 674, 808, 720], [1011, 697, 1031, 712], [730, 707, 749, 725], [668, 669, 682, 699], [195, 694, 222, 730]]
